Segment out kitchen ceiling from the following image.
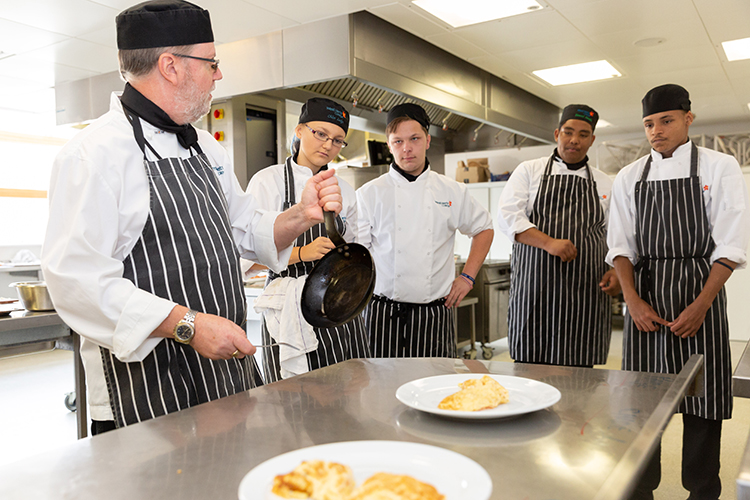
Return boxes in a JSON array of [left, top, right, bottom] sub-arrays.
[[0, 0, 748, 137]]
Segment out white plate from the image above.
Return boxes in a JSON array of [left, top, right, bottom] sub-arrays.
[[396, 374, 561, 420], [238, 440, 492, 500]]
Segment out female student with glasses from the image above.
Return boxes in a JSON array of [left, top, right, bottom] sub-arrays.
[[246, 97, 370, 383]]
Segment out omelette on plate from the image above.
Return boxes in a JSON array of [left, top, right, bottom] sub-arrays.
[[348, 472, 445, 500], [272, 460, 355, 500], [437, 375, 509, 411]]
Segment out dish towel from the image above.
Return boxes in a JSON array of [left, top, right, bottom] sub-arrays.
[[253, 276, 318, 379]]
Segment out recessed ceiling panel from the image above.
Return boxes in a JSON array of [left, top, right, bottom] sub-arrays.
[[0, 0, 117, 38], [242, 0, 391, 24], [200, 0, 298, 44], [455, 9, 584, 54], [552, 0, 701, 37], [500, 40, 606, 73], [0, 55, 99, 85], [0, 18, 69, 55], [24, 38, 119, 74], [368, 3, 446, 38]]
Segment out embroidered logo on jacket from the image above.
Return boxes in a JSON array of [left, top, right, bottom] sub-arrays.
[[214, 165, 225, 176], [435, 200, 452, 208]]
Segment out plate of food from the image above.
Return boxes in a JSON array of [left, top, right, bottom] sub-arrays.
[[396, 374, 561, 420], [237, 440, 492, 500]]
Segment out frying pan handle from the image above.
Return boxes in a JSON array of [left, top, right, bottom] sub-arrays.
[[324, 211, 346, 247]]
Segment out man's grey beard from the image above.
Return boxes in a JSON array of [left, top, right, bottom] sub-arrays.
[[175, 68, 212, 124]]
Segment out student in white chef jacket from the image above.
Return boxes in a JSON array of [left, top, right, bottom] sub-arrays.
[[497, 104, 620, 368], [607, 84, 750, 500], [356, 103, 494, 358], [246, 98, 370, 382], [41, 1, 342, 433]]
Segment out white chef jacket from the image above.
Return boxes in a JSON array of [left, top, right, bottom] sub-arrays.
[[606, 141, 749, 269], [356, 166, 493, 304], [246, 159, 358, 244], [42, 93, 292, 420], [496, 155, 613, 242]]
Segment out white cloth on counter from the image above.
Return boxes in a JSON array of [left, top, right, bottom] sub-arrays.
[[356, 166, 493, 304], [253, 276, 318, 379], [496, 155, 613, 242], [41, 92, 292, 421], [606, 141, 750, 269], [246, 159, 358, 243]]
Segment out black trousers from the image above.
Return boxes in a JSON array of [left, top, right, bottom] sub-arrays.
[[629, 414, 723, 500], [90, 419, 117, 436]]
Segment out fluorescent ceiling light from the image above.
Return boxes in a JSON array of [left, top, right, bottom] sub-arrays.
[[596, 119, 613, 128], [533, 60, 621, 86], [412, 0, 542, 28], [722, 37, 750, 61]]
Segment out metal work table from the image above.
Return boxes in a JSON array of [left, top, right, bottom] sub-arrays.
[[0, 356, 702, 499], [733, 340, 750, 499], [0, 310, 87, 438]]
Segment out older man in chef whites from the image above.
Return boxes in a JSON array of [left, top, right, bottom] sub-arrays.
[[497, 104, 620, 368], [41, 0, 342, 433], [356, 103, 494, 358], [608, 84, 750, 499]]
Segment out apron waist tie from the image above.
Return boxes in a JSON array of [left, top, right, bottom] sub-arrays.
[[634, 256, 710, 302], [373, 294, 446, 320]]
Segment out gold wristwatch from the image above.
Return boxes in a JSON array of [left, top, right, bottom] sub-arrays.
[[173, 309, 198, 344]]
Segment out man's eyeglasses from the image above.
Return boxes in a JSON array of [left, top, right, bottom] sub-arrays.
[[173, 53, 220, 72], [305, 124, 348, 148]]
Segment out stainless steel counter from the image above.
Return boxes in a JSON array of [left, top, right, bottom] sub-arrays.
[[0, 356, 702, 500], [734, 340, 750, 499], [0, 310, 87, 438]]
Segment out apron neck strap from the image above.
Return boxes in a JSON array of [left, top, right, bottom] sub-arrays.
[[283, 157, 296, 209], [545, 153, 596, 185]]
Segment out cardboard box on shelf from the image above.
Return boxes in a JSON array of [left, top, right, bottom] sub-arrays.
[[456, 158, 490, 183]]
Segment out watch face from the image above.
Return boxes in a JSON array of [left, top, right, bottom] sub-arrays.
[[175, 324, 193, 342]]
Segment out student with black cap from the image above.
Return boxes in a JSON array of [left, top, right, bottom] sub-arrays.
[[356, 102, 494, 358], [608, 84, 749, 499], [497, 104, 620, 367], [41, 0, 342, 433], [247, 98, 370, 382]]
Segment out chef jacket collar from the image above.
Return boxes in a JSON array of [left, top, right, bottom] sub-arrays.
[[389, 160, 430, 184], [391, 158, 429, 182], [290, 152, 328, 174], [650, 139, 692, 162], [553, 148, 589, 171]]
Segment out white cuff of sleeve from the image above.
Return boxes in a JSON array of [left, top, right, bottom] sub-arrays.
[[112, 291, 175, 362], [605, 248, 638, 267], [509, 222, 536, 242], [711, 246, 747, 270]]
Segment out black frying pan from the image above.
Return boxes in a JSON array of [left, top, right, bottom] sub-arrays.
[[301, 211, 376, 328]]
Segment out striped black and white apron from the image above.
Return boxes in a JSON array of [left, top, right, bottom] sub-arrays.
[[260, 157, 370, 383], [100, 113, 262, 428], [364, 295, 456, 358], [623, 142, 732, 420], [508, 155, 611, 366]]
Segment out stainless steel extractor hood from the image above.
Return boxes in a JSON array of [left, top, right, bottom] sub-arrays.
[[55, 11, 559, 145]]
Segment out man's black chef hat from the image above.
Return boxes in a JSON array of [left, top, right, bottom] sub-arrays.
[[116, 0, 214, 50], [559, 104, 599, 132], [298, 98, 350, 135], [642, 84, 691, 118], [387, 103, 430, 130]]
